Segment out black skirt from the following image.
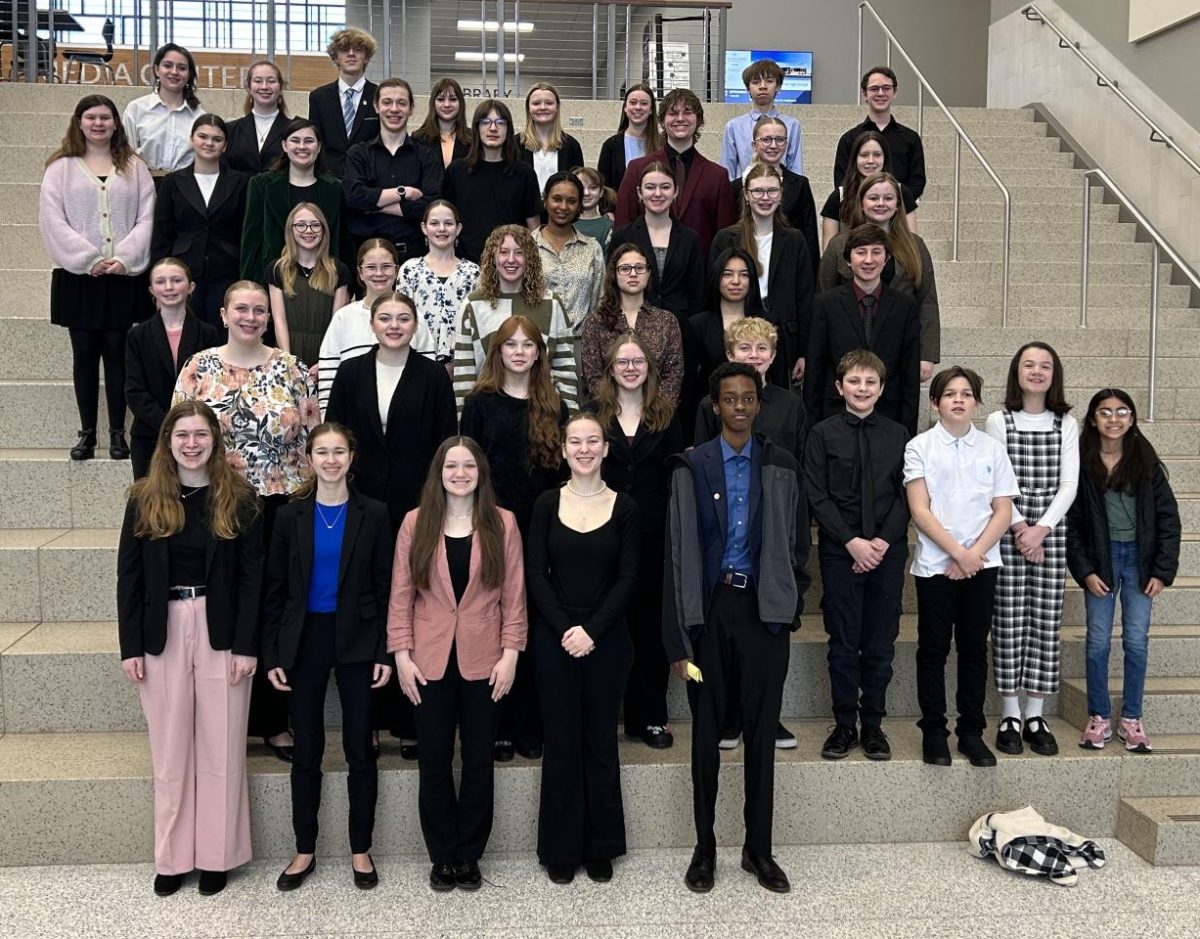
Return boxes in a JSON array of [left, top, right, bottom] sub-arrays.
[[50, 267, 153, 331]]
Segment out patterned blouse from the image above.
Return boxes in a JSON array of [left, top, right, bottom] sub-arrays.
[[172, 347, 321, 497], [397, 256, 481, 362], [580, 303, 684, 404], [533, 227, 605, 332]]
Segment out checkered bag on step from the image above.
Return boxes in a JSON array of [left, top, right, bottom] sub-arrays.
[[968, 806, 1106, 886]]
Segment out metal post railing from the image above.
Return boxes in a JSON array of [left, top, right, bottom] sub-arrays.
[[514, 0, 521, 93], [496, 0, 506, 96]]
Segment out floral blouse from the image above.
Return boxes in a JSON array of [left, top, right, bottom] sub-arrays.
[[172, 347, 320, 497], [397, 256, 481, 361]]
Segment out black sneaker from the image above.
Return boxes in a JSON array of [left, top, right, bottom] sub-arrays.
[[774, 721, 798, 750], [1022, 716, 1059, 756], [640, 725, 674, 749], [718, 729, 741, 750], [995, 717, 1024, 754], [957, 734, 997, 767], [860, 724, 891, 761], [922, 731, 952, 766], [820, 724, 858, 760]]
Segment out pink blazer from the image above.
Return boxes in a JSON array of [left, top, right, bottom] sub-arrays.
[[386, 507, 527, 681]]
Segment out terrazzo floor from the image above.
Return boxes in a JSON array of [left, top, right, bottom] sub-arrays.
[[1, 841, 1197, 938]]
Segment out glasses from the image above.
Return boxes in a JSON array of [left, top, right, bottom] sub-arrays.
[[478, 118, 508, 128], [292, 221, 323, 233], [1097, 407, 1132, 420], [617, 263, 649, 275], [747, 187, 781, 199], [615, 357, 648, 369], [755, 135, 787, 146], [361, 263, 396, 274], [865, 84, 895, 94]]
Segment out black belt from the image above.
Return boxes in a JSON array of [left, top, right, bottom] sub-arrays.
[[168, 585, 206, 600], [719, 571, 752, 589]]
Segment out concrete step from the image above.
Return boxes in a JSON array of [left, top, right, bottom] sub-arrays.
[[1060, 625, 1200, 678], [947, 304, 1196, 331], [1118, 796, 1200, 865], [1059, 676, 1200, 734], [0, 715, 1164, 867], [925, 238, 1150, 264], [933, 260, 1169, 286]]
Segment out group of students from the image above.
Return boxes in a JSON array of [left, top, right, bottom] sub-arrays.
[[32, 30, 1179, 899]]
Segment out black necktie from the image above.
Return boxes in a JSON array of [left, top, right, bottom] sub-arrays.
[[857, 419, 876, 539], [861, 294, 876, 345]]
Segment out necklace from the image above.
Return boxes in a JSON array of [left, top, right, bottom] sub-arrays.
[[179, 484, 206, 500], [567, 481, 607, 498], [316, 501, 347, 529], [448, 510, 472, 520]]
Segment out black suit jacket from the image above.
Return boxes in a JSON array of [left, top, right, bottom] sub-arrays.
[[709, 223, 815, 375], [308, 79, 380, 178], [804, 283, 921, 435], [597, 133, 630, 190], [609, 217, 705, 323], [117, 497, 264, 659], [324, 348, 458, 530], [222, 112, 290, 175], [518, 132, 585, 178], [151, 167, 250, 282], [596, 410, 685, 534], [262, 490, 393, 670], [731, 168, 819, 275], [125, 313, 221, 440]]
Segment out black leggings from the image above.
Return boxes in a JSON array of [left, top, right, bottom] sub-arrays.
[[68, 327, 127, 432]]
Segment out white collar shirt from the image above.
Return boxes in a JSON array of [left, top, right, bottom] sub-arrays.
[[122, 93, 201, 172]]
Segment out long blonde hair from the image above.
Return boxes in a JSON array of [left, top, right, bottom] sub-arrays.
[[850, 172, 922, 288], [275, 202, 338, 298], [522, 82, 565, 152], [241, 60, 290, 117], [737, 162, 790, 276]]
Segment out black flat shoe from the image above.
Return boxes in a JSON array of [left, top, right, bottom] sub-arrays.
[[995, 717, 1024, 754], [276, 856, 315, 891], [493, 740, 515, 762], [685, 846, 715, 893], [197, 869, 227, 895], [820, 724, 858, 760], [584, 859, 612, 882], [263, 737, 294, 763], [1023, 716, 1059, 756], [860, 724, 892, 761], [69, 429, 96, 461], [399, 740, 419, 761], [353, 855, 378, 890], [740, 850, 790, 893], [154, 873, 183, 896], [454, 860, 481, 891], [515, 740, 543, 759], [430, 862, 456, 891], [109, 428, 130, 460], [922, 732, 952, 766], [546, 863, 575, 884], [957, 734, 997, 767]]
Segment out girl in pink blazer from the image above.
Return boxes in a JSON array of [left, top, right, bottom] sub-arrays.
[[387, 435, 527, 892]]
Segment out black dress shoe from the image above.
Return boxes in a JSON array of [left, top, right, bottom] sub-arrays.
[[70, 429, 96, 461], [1023, 716, 1059, 756], [154, 873, 183, 896], [197, 869, 227, 895], [276, 856, 316, 891], [430, 862, 456, 891], [639, 725, 674, 749], [922, 732, 952, 766], [684, 847, 715, 893], [584, 859, 613, 882], [957, 734, 997, 767], [109, 429, 130, 460], [995, 717, 1024, 754], [820, 724, 858, 760], [860, 725, 892, 761], [515, 740, 543, 759], [454, 860, 482, 891], [493, 740, 514, 762], [262, 737, 294, 763], [546, 863, 576, 884], [353, 855, 378, 890], [399, 740, 419, 761], [740, 850, 790, 893]]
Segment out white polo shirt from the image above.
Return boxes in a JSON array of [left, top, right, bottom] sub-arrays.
[[903, 422, 1020, 578]]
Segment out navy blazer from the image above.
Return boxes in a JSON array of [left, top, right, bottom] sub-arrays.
[[222, 112, 291, 175], [689, 434, 765, 592]]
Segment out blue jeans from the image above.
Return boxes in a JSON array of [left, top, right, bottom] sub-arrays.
[[1084, 540, 1152, 719]]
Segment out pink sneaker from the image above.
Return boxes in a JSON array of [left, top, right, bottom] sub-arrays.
[[1079, 715, 1111, 750], [1118, 718, 1152, 753]]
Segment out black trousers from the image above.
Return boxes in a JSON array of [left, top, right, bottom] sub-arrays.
[[494, 646, 542, 750], [688, 584, 789, 857], [532, 621, 632, 867], [249, 494, 290, 739], [287, 612, 377, 855], [915, 569, 999, 738], [622, 530, 669, 734], [192, 277, 233, 337], [68, 327, 127, 432], [411, 645, 496, 864], [131, 434, 155, 480], [820, 550, 905, 728]]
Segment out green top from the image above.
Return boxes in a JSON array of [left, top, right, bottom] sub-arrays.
[[1105, 488, 1137, 542]]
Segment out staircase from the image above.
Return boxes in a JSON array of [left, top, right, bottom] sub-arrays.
[[0, 84, 1197, 868]]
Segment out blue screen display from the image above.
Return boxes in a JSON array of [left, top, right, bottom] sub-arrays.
[[724, 50, 813, 104]]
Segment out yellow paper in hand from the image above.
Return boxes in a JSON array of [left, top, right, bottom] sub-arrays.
[[686, 662, 704, 683]]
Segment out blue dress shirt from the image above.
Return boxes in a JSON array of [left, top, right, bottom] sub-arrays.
[[719, 435, 754, 574]]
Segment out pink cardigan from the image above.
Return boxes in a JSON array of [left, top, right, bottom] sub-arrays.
[[387, 507, 527, 681], [39, 155, 155, 275]]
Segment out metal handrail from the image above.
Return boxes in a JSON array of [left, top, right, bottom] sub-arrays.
[[1080, 168, 1200, 421], [1022, 4, 1200, 178], [856, 1, 1012, 323]]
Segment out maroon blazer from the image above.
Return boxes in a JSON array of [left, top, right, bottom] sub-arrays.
[[386, 506, 527, 681], [615, 147, 737, 258]]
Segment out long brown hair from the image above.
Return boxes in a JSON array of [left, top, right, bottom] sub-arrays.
[[476, 224, 546, 308], [736, 162, 791, 275], [615, 82, 662, 153], [850, 172, 922, 288], [128, 400, 258, 540], [592, 243, 647, 330], [276, 202, 338, 297], [838, 130, 893, 226], [413, 77, 471, 147], [1080, 388, 1163, 493], [408, 436, 506, 591], [47, 95, 137, 173], [1003, 341, 1071, 415], [290, 421, 356, 501], [467, 315, 562, 471], [592, 332, 675, 434], [241, 60, 290, 117]]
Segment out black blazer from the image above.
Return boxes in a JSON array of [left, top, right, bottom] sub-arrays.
[[117, 497, 264, 659], [597, 133, 632, 190], [709, 223, 815, 374], [152, 167, 250, 282], [687, 308, 788, 398], [731, 168, 820, 275], [804, 283, 921, 435], [413, 133, 470, 167], [262, 490, 394, 670], [596, 410, 685, 534], [325, 348, 458, 531], [125, 313, 221, 440], [222, 112, 290, 175], [518, 132, 585, 178], [308, 79, 380, 178], [609, 216, 705, 324]]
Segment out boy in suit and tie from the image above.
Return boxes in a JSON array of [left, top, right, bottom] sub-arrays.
[[804, 223, 921, 435], [803, 349, 909, 761], [308, 28, 380, 177]]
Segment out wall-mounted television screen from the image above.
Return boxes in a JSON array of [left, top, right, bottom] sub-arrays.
[[724, 50, 813, 104]]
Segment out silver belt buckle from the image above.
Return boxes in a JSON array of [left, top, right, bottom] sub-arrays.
[[724, 571, 749, 589]]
